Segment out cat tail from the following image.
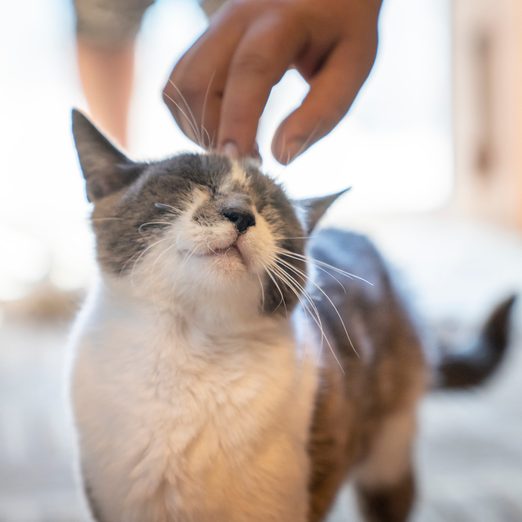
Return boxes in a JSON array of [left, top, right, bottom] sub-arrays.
[[435, 294, 517, 389]]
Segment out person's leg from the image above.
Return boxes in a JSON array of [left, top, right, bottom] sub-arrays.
[[76, 38, 134, 147], [73, 0, 155, 147]]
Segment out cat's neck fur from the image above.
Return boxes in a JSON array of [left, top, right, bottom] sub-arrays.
[[74, 274, 316, 522], [97, 271, 295, 346]]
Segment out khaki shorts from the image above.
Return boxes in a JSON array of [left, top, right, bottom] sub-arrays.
[[74, 0, 225, 46]]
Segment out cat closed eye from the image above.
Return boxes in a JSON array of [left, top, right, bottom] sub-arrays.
[[137, 221, 171, 233], [155, 203, 170, 211]]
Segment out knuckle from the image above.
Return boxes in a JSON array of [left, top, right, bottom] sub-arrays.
[[325, 102, 349, 129], [232, 52, 272, 77], [228, 0, 246, 10], [227, 0, 255, 13], [177, 83, 202, 102]]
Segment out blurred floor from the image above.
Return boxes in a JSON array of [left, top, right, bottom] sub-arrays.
[[1, 216, 521, 522]]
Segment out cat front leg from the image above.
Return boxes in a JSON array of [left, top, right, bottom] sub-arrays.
[[352, 408, 418, 522], [355, 469, 415, 522]]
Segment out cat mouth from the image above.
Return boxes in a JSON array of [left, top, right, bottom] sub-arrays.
[[206, 243, 243, 260], [199, 241, 244, 262], [185, 239, 248, 267], [208, 245, 241, 257]]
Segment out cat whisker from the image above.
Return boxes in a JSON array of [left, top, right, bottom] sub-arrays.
[[202, 126, 212, 151], [119, 243, 151, 275], [264, 266, 288, 315], [200, 71, 217, 150], [275, 248, 374, 286], [274, 250, 347, 294], [270, 259, 346, 369], [150, 240, 178, 272], [270, 265, 308, 320], [128, 236, 170, 287], [276, 257, 359, 359], [163, 89, 203, 147], [256, 272, 266, 311], [273, 240, 370, 289], [268, 262, 316, 330], [269, 262, 344, 372], [309, 263, 347, 294], [278, 132, 289, 165], [166, 80, 211, 149], [289, 120, 323, 162], [181, 245, 199, 268], [206, 241, 218, 255], [269, 263, 315, 321]]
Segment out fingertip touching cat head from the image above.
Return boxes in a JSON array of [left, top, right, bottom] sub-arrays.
[[71, 109, 348, 316]]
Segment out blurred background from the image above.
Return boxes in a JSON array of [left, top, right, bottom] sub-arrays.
[[0, 0, 521, 520]]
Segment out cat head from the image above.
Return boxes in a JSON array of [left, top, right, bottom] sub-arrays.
[[72, 110, 347, 320]]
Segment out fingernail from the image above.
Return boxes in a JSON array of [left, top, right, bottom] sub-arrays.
[[274, 139, 304, 165], [284, 139, 304, 164], [221, 141, 239, 159]]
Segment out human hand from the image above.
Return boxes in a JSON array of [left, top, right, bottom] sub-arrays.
[[163, 0, 381, 164]]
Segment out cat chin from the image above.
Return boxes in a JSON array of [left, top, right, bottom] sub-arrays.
[[191, 245, 244, 265], [161, 252, 256, 292], [207, 255, 246, 275]]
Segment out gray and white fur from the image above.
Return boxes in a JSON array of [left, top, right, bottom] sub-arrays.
[[69, 110, 514, 522]]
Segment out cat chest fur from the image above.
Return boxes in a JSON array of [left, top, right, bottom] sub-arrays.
[[71, 287, 318, 522]]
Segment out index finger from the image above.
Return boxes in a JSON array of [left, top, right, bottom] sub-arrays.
[[217, 13, 307, 157], [163, 8, 247, 148], [272, 37, 378, 164]]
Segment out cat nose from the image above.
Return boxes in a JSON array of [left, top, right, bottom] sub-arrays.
[[222, 208, 256, 234]]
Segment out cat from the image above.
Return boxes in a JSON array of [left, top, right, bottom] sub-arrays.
[[68, 109, 514, 522]]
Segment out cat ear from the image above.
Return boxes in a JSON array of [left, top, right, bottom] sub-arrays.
[[294, 188, 351, 234], [72, 109, 142, 202]]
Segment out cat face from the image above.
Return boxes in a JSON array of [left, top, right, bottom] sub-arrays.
[[72, 110, 344, 316]]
